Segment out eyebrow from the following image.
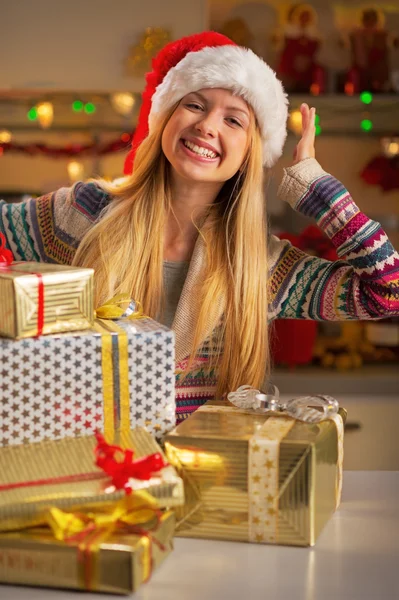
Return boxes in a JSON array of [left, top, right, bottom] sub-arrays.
[[188, 91, 250, 119]]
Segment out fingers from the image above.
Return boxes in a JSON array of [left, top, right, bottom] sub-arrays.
[[301, 104, 316, 142], [301, 103, 310, 133]]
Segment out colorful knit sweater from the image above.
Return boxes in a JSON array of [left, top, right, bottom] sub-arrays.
[[1, 159, 399, 421]]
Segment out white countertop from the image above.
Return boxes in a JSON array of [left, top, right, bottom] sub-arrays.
[[1, 471, 398, 600]]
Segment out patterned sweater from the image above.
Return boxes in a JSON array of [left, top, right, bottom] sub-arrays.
[[1, 159, 399, 421]]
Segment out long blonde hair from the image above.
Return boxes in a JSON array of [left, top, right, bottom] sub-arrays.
[[73, 103, 269, 397]]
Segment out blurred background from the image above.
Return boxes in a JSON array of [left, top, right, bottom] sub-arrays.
[[0, 0, 398, 469]]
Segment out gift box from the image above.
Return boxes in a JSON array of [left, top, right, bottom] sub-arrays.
[[0, 316, 175, 446], [0, 261, 94, 339], [164, 399, 346, 547], [0, 502, 175, 595], [0, 428, 184, 531]]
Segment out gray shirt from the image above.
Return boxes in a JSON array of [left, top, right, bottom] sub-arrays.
[[162, 260, 190, 328]]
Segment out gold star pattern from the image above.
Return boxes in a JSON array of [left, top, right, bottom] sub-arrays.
[[248, 417, 295, 545]]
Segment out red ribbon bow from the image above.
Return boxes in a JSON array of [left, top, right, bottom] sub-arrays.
[[0, 232, 13, 266], [94, 433, 167, 493]]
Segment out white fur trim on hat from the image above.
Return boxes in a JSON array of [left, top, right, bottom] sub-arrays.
[[148, 45, 289, 167]]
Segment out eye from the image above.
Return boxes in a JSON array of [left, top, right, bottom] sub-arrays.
[[226, 117, 243, 127], [185, 102, 203, 111]]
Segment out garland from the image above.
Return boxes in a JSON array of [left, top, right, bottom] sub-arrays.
[[0, 134, 133, 158]]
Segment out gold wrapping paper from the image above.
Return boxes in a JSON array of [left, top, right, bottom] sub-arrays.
[[0, 428, 184, 531], [0, 262, 94, 339], [0, 510, 174, 595], [164, 401, 346, 547]]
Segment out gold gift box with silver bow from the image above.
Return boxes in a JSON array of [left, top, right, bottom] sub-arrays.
[[164, 398, 346, 547]]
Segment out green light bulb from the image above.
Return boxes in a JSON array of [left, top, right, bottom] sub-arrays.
[[360, 91, 373, 105], [72, 100, 84, 112], [27, 107, 38, 121], [84, 102, 96, 114], [361, 119, 373, 132], [315, 124, 322, 136]]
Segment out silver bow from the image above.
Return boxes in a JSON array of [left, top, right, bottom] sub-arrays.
[[227, 385, 339, 424]]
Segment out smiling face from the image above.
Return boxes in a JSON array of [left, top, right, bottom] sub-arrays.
[[161, 88, 252, 192]]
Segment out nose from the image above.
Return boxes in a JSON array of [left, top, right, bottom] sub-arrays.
[[194, 111, 218, 138]]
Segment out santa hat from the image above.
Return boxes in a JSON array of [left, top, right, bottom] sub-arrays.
[[123, 31, 288, 174]]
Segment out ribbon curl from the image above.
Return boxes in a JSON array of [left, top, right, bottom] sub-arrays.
[[227, 385, 339, 423], [94, 433, 167, 493], [95, 294, 145, 320]]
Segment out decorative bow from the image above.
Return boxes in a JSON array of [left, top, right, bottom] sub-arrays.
[[94, 433, 167, 493], [47, 492, 162, 544], [95, 293, 144, 320], [227, 385, 339, 424], [0, 232, 13, 266], [47, 492, 165, 590]]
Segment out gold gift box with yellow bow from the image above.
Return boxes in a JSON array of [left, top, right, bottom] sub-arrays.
[[164, 400, 346, 547], [0, 262, 94, 339], [0, 497, 175, 595], [0, 428, 184, 532]]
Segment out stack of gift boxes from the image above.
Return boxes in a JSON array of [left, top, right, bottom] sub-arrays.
[[0, 259, 346, 595]]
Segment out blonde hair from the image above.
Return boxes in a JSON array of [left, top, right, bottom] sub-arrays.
[[73, 103, 269, 397]]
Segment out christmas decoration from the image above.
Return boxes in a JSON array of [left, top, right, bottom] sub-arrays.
[[274, 3, 326, 94], [36, 102, 54, 129], [125, 27, 172, 77], [110, 92, 135, 116], [344, 7, 399, 93], [360, 137, 399, 191], [0, 133, 133, 159]]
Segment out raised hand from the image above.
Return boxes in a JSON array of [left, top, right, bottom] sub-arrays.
[[292, 103, 316, 165]]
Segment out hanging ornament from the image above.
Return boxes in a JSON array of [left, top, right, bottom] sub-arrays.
[[360, 138, 399, 192], [67, 160, 84, 183], [125, 27, 171, 77], [110, 92, 136, 116], [0, 130, 12, 143], [36, 102, 54, 129]]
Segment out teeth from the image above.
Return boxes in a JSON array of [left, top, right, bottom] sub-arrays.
[[183, 140, 218, 159]]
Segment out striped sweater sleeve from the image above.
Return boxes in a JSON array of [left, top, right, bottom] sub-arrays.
[[268, 158, 399, 321], [0, 182, 110, 264]]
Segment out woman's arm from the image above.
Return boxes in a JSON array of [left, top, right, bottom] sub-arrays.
[[269, 158, 399, 320], [0, 182, 110, 264]]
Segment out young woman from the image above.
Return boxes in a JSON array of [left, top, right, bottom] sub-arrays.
[[1, 32, 398, 422]]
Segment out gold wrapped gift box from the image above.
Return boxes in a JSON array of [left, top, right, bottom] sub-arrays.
[[0, 262, 94, 339], [164, 401, 346, 547], [0, 428, 184, 531], [0, 509, 175, 595]]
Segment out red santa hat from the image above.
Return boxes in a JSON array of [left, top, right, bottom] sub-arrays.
[[123, 31, 288, 174]]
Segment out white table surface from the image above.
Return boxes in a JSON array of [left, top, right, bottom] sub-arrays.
[[2, 471, 398, 600]]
